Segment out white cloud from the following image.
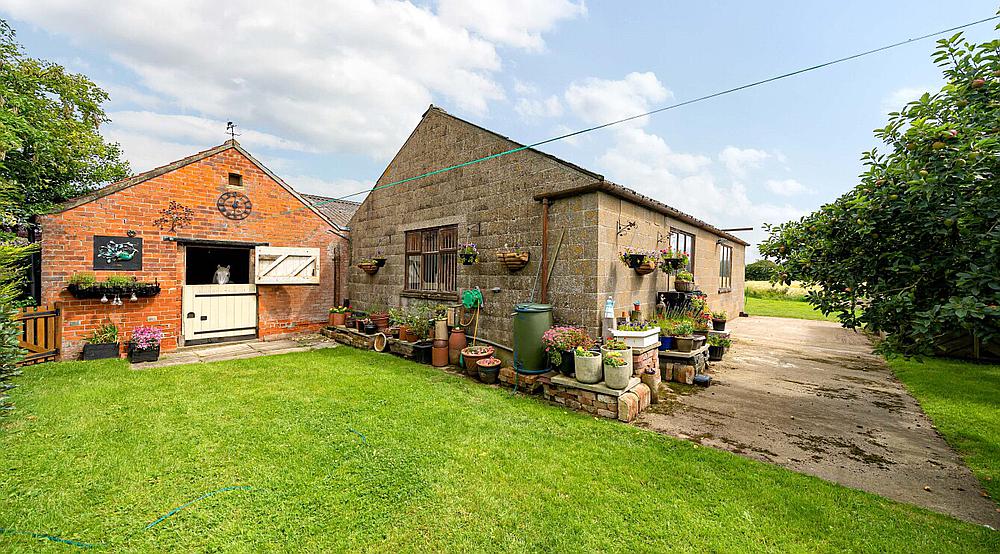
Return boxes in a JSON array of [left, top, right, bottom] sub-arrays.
[[514, 95, 564, 119], [1, 0, 581, 161], [513, 79, 537, 95], [718, 146, 770, 178], [438, 0, 586, 51], [564, 71, 671, 125], [108, 111, 312, 154], [765, 178, 810, 196], [881, 86, 932, 114], [284, 174, 373, 199]]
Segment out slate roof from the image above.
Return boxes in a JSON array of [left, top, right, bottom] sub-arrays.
[[301, 194, 360, 229]]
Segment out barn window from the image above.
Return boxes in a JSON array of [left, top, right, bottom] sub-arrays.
[[669, 228, 696, 273], [719, 244, 733, 291], [404, 225, 457, 293], [228, 173, 243, 187]]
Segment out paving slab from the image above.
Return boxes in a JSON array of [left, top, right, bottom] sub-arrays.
[[133, 335, 337, 368], [637, 315, 1000, 527]]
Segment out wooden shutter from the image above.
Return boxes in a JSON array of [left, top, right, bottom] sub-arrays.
[[255, 246, 321, 285]]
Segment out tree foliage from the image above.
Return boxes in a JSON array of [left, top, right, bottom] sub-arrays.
[[745, 259, 778, 281], [0, 20, 129, 223], [760, 32, 1000, 358]]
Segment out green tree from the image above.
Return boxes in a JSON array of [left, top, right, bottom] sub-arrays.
[[745, 259, 778, 281], [0, 20, 129, 222], [0, 181, 32, 394], [760, 31, 1000, 358]]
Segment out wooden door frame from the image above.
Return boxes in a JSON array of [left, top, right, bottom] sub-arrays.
[[181, 244, 259, 346]]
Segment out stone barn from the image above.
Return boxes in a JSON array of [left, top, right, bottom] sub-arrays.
[[36, 140, 357, 359], [348, 106, 748, 350]]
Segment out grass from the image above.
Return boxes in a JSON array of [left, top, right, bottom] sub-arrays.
[[744, 296, 840, 322], [891, 357, 1000, 504], [745, 280, 814, 301], [1, 350, 997, 552]]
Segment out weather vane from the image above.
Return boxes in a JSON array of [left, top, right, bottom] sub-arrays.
[[226, 121, 240, 140]]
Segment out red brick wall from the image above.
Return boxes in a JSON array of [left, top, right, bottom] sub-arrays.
[[37, 146, 348, 359]]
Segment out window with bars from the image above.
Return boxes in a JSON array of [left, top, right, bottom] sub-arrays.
[[719, 244, 733, 291], [404, 225, 457, 293], [669, 229, 696, 273]]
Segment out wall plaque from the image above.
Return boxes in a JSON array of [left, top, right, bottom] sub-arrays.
[[93, 235, 143, 271]]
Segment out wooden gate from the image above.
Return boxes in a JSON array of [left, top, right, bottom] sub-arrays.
[[14, 305, 61, 365]]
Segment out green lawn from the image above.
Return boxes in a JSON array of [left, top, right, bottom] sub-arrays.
[[891, 357, 1000, 504], [745, 296, 840, 322], [1, 350, 996, 552]]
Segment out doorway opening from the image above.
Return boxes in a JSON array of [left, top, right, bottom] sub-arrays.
[[185, 246, 251, 285]]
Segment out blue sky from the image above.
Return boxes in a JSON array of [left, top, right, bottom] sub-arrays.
[[2, 1, 997, 256]]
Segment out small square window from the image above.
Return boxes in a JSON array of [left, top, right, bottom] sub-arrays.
[[228, 173, 242, 187]]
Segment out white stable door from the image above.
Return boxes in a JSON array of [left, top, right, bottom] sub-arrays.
[[182, 284, 258, 342]]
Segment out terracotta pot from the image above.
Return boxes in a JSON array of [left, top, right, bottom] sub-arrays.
[[399, 325, 414, 342], [330, 312, 346, 326], [461, 345, 495, 375], [448, 328, 467, 365], [370, 314, 389, 331], [432, 339, 449, 367]]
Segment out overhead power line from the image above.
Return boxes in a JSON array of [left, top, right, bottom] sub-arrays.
[[295, 14, 999, 213]]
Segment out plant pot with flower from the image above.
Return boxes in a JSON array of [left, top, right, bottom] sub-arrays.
[[711, 310, 728, 331], [329, 306, 349, 327], [458, 243, 479, 265], [82, 321, 120, 360], [674, 270, 696, 292], [707, 335, 732, 361], [603, 351, 631, 390], [600, 338, 633, 376], [619, 248, 657, 275], [476, 356, 502, 383], [657, 321, 676, 351], [358, 259, 380, 275], [573, 347, 603, 384], [127, 325, 163, 363], [542, 325, 592, 376], [461, 345, 495, 375], [671, 321, 696, 353], [611, 322, 660, 349]]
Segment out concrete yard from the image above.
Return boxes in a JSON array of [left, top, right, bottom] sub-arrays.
[[637, 316, 1000, 527]]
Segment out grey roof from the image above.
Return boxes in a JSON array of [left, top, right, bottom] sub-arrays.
[[301, 194, 360, 229]]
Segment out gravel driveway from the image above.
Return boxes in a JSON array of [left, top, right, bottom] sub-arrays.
[[636, 315, 1000, 527]]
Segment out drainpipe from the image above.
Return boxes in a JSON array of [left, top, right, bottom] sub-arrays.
[[333, 246, 341, 306], [540, 198, 550, 304]]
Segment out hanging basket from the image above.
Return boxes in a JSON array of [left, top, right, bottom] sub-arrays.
[[634, 260, 657, 275], [372, 257, 387, 267], [624, 253, 645, 269], [358, 262, 379, 275], [497, 251, 530, 272], [660, 257, 685, 272], [459, 253, 479, 265]]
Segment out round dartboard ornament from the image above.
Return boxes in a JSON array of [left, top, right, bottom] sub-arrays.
[[216, 191, 252, 220]]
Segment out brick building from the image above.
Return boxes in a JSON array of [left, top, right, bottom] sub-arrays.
[[348, 106, 748, 349], [37, 140, 356, 359]]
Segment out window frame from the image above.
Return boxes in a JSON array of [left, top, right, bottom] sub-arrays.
[[719, 243, 733, 292], [403, 225, 458, 296], [228, 172, 243, 187], [669, 228, 696, 273]]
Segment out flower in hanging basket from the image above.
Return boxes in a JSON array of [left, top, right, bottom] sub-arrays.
[[618, 247, 657, 270], [675, 270, 694, 283], [129, 325, 163, 351], [358, 259, 380, 274], [458, 243, 479, 264], [657, 246, 690, 273]]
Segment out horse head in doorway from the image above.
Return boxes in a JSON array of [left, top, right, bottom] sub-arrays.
[[213, 265, 231, 285]]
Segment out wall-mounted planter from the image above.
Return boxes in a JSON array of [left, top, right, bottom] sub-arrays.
[[372, 257, 386, 267], [67, 282, 160, 299], [497, 251, 530, 272], [358, 261, 379, 275], [660, 257, 685, 272], [634, 260, 657, 275]]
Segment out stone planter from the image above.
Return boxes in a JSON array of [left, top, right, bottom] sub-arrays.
[[611, 327, 660, 349], [693, 335, 706, 350], [574, 352, 603, 384], [461, 345, 495, 375], [674, 336, 695, 352], [601, 345, 633, 375], [604, 360, 631, 390]]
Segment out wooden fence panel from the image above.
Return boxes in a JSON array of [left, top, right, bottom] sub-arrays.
[[14, 305, 61, 365]]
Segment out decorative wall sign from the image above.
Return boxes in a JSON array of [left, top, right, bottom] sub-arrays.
[[153, 201, 194, 232], [217, 191, 253, 220], [93, 235, 143, 271]]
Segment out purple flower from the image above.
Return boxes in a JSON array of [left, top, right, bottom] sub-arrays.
[[129, 325, 163, 350]]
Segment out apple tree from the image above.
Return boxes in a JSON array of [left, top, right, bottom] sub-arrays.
[[759, 31, 1000, 358]]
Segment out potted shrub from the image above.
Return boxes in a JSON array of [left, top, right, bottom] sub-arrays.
[[541, 325, 591, 376], [458, 243, 479, 265], [708, 335, 732, 361], [611, 321, 660, 349], [573, 347, 602, 384], [601, 338, 633, 376], [657, 321, 676, 351], [674, 270, 696, 292], [82, 321, 120, 360], [672, 321, 696, 352], [329, 306, 349, 326], [127, 325, 163, 363], [477, 356, 502, 384], [603, 351, 631, 390], [461, 345, 495, 374], [712, 310, 728, 331]]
